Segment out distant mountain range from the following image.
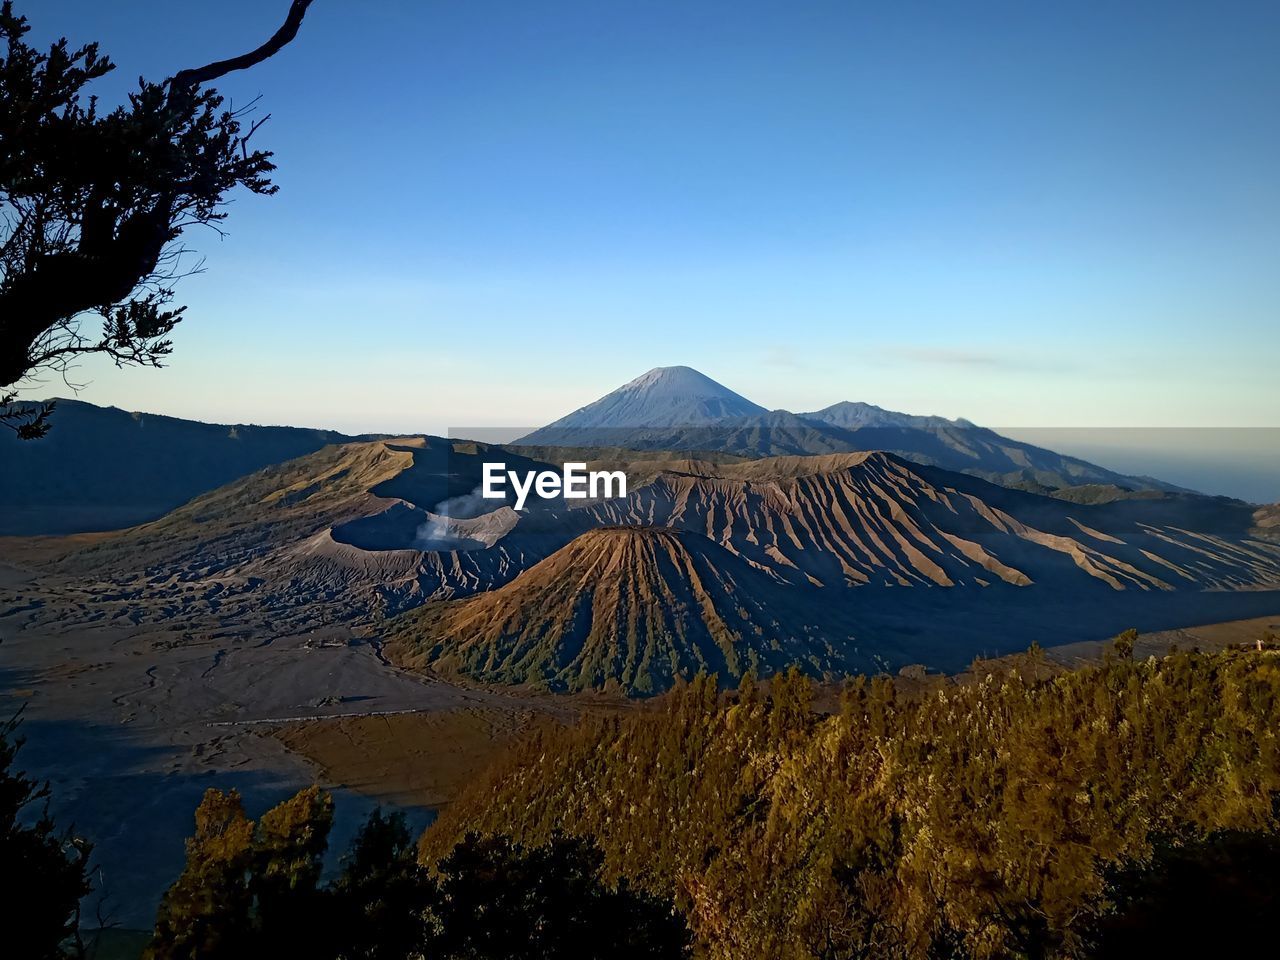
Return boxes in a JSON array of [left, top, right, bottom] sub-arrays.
[[800, 399, 976, 430], [0, 370, 1213, 540], [516, 366, 1185, 496], [4, 377, 1277, 695], [0, 399, 374, 535]]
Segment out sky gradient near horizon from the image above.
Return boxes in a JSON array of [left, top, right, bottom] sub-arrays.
[[23, 0, 1280, 435]]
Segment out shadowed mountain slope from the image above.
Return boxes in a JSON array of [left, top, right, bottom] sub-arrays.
[[0, 398, 375, 535]]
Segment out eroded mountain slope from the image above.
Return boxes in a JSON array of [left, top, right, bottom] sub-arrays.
[[386, 527, 845, 694], [12, 441, 1279, 686]]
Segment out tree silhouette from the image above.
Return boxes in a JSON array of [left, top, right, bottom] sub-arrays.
[[430, 832, 693, 960], [0, 1, 316, 437], [328, 808, 434, 960], [148, 791, 691, 960], [0, 715, 93, 959], [146, 785, 335, 960]]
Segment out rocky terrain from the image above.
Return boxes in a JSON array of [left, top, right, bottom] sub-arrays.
[[9, 435, 1276, 695], [1255, 502, 1280, 541]]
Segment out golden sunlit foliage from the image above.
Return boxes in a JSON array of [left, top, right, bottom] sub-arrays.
[[423, 648, 1280, 959]]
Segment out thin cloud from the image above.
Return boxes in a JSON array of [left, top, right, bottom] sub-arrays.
[[876, 345, 1078, 374], [886, 346, 1006, 367], [761, 345, 806, 370]]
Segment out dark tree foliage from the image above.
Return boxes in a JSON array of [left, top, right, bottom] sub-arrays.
[[146, 785, 334, 960], [431, 832, 693, 960], [1091, 829, 1280, 958], [328, 808, 434, 960], [422, 649, 1280, 959], [0, 1, 315, 437], [0, 715, 93, 960], [147, 792, 691, 960]]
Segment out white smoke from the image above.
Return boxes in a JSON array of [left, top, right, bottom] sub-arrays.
[[413, 484, 487, 549]]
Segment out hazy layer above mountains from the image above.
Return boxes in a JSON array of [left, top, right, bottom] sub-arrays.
[[1001, 426, 1280, 506]]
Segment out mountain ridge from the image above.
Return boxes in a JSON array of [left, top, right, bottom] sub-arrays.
[[12, 437, 1280, 692], [523, 366, 768, 437], [1, 371, 1202, 540], [0, 398, 379, 535], [799, 400, 974, 430], [518, 366, 1188, 496]]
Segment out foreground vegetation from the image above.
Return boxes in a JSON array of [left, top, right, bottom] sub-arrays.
[[143, 788, 689, 960], [423, 643, 1280, 958], [11, 641, 1280, 958], [0, 715, 92, 959]]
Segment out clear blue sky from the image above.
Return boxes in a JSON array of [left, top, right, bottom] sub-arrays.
[[26, 0, 1280, 434]]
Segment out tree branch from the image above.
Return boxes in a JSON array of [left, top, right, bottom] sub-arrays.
[[168, 0, 316, 92]]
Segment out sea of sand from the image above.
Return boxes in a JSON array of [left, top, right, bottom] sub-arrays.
[[0, 559, 578, 929]]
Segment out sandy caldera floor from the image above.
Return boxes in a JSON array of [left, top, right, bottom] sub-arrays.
[[0, 560, 580, 930]]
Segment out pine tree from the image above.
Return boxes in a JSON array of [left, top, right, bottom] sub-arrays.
[[147, 785, 333, 959], [145, 789, 255, 960]]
